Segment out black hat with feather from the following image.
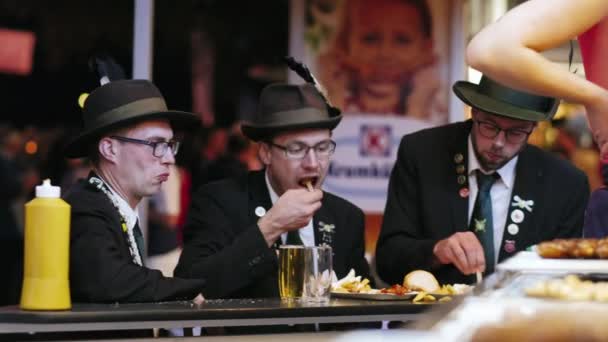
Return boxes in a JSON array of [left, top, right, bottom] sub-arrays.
[[65, 55, 199, 158], [241, 57, 342, 141]]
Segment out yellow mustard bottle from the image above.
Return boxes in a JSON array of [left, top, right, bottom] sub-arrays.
[[20, 179, 71, 310]]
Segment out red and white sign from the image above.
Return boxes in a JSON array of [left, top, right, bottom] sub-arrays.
[[0, 28, 36, 76]]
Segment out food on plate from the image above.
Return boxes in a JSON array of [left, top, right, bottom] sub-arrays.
[[537, 238, 608, 259], [525, 275, 608, 301], [434, 283, 472, 295], [412, 291, 436, 303], [597, 242, 608, 259], [403, 270, 440, 293], [571, 239, 598, 258], [331, 269, 374, 293], [536, 239, 571, 258], [379, 284, 411, 296], [472, 309, 608, 342], [332, 269, 471, 302], [401, 270, 472, 302], [410, 284, 471, 303]]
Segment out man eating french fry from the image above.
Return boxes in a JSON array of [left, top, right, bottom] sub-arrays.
[[175, 80, 371, 300]]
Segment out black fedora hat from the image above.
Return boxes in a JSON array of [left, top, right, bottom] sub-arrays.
[[453, 75, 559, 122], [241, 83, 342, 141], [65, 79, 199, 158]]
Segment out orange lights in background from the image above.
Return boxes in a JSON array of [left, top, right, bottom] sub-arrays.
[[24, 140, 38, 155]]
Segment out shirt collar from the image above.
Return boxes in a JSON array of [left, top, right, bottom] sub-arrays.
[[467, 135, 518, 188], [265, 170, 280, 205]]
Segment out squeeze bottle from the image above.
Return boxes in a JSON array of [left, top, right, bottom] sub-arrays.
[[20, 179, 71, 310]]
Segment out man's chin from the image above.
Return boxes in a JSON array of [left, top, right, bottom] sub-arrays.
[[142, 185, 162, 198], [479, 158, 506, 172]]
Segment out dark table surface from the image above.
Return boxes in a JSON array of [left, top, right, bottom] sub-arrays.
[[0, 297, 434, 333]]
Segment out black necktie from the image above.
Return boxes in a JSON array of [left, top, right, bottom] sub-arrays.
[[469, 171, 499, 274], [286, 230, 303, 245], [133, 220, 146, 262]]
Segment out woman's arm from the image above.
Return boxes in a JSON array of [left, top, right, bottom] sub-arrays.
[[466, 0, 608, 154]]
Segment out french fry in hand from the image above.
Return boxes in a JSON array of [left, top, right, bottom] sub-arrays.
[[305, 180, 313, 192]]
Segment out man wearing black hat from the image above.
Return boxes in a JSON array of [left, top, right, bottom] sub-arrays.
[[376, 75, 589, 286], [175, 83, 371, 299], [64, 79, 206, 303]]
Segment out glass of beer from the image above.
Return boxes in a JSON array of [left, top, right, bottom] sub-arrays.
[[278, 245, 307, 301], [302, 245, 333, 303]]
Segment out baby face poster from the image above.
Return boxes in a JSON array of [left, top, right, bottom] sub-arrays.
[[297, 0, 450, 124]]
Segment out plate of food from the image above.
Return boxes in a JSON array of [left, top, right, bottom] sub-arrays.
[[525, 274, 608, 301], [330, 269, 472, 302], [536, 238, 608, 259], [331, 290, 417, 301], [330, 269, 417, 300], [403, 270, 472, 303], [498, 239, 608, 273]]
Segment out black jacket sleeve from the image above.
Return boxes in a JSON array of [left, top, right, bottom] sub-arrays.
[[375, 137, 438, 285], [174, 187, 277, 299], [68, 185, 205, 303]]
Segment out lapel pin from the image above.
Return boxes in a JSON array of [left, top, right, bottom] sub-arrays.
[[512, 195, 534, 212], [459, 187, 469, 198], [454, 153, 464, 164], [456, 164, 466, 174], [510, 209, 524, 224], [474, 218, 487, 233], [255, 206, 266, 217], [457, 175, 466, 185], [504, 240, 516, 253], [507, 223, 519, 236]]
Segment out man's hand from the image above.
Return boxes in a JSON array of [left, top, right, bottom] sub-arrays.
[[258, 188, 323, 246], [433, 232, 485, 275]]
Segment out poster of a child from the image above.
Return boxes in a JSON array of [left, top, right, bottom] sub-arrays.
[[307, 0, 448, 122]]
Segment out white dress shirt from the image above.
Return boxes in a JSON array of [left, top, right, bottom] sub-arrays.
[[265, 171, 315, 246], [467, 135, 518, 264]]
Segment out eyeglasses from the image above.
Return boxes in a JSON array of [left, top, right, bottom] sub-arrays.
[[110, 136, 180, 158], [268, 139, 336, 160], [474, 120, 533, 144]]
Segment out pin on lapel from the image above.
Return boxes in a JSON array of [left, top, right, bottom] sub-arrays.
[[318, 221, 335, 245], [507, 223, 519, 236], [456, 164, 466, 174], [512, 195, 534, 212], [454, 153, 464, 164], [457, 175, 467, 185], [459, 187, 469, 198], [255, 206, 266, 217], [510, 209, 524, 224], [504, 240, 516, 253], [474, 218, 486, 233]]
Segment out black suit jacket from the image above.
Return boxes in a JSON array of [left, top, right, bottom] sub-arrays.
[[376, 121, 589, 285], [66, 178, 205, 303], [175, 170, 370, 299]]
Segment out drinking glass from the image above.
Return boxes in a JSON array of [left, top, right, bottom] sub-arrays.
[[278, 245, 306, 301], [302, 245, 333, 303]]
